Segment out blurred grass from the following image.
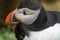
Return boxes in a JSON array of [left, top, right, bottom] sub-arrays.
[[41, 0, 60, 12], [0, 28, 16, 40]]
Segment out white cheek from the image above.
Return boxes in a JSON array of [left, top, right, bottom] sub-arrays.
[[15, 12, 39, 24], [14, 8, 40, 24], [16, 9, 23, 14]]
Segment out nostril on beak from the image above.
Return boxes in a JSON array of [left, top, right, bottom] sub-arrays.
[[23, 10, 27, 15]]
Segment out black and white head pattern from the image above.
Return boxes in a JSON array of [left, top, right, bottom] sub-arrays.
[[14, 0, 41, 24]]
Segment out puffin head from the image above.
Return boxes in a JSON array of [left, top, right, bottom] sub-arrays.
[[5, 0, 46, 25]]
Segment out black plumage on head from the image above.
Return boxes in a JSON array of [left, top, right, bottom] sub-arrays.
[[18, 0, 41, 10]]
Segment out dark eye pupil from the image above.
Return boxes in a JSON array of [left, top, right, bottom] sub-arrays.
[[23, 11, 27, 15]]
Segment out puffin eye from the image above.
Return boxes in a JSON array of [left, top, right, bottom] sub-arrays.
[[23, 10, 27, 15]]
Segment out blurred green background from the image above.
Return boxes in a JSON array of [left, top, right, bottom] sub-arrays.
[[0, 0, 60, 40]]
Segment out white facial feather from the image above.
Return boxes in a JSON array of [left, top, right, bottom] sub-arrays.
[[15, 8, 40, 24]]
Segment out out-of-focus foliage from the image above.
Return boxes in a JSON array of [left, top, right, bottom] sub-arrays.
[[0, 32, 16, 40], [41, 0, 60, 12], [43, 0, 56, 3], [0, 0, 21, 19], [0, 28, 16, 40], [39, 0, 56, 2]]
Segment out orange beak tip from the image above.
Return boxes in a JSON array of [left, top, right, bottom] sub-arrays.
[[5, 9, 16, 24], [5, 12, 12, 24]]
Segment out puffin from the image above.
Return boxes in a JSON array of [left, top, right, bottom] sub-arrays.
[[5, 0, 60, 40]]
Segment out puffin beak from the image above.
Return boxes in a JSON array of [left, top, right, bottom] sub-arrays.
[[5, 9, 18, 24]]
